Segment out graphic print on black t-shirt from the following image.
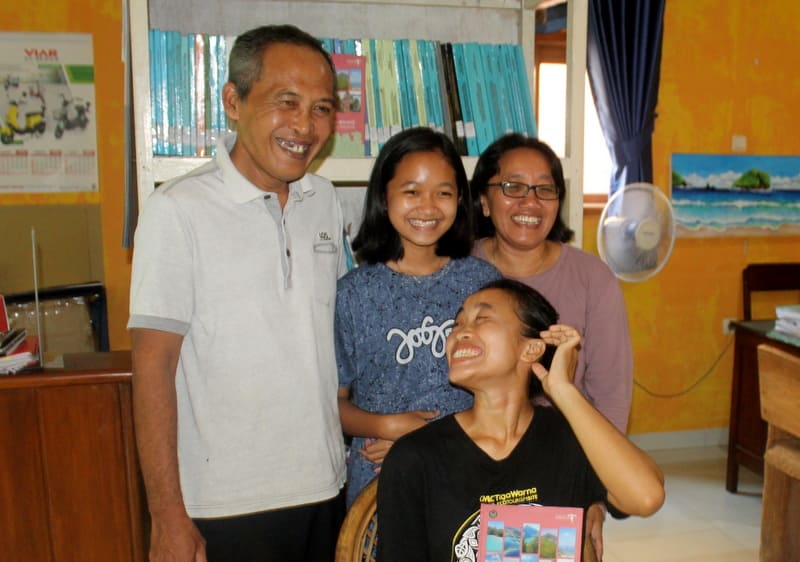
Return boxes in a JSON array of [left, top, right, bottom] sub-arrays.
[[451, 486, 541, 562]]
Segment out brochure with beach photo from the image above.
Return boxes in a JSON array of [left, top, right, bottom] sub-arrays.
[[478, 503, 583, 562]]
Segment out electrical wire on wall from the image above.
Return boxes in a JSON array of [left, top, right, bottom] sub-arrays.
[[633, 335, 735, 398]]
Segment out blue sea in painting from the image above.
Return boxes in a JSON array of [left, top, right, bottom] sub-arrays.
[[672, 188, 800, 232], [671, 153, 800, 233]]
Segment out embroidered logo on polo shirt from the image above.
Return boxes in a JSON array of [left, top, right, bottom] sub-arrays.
[[314, 231, 337, 253]]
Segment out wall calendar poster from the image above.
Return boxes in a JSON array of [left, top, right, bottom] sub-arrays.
[[0, 32, 98, 193]]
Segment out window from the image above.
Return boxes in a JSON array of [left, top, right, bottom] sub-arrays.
[[535, 30, 611, 197]]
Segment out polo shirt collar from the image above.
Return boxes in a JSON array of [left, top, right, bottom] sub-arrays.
[[215, 133, 316, 205]]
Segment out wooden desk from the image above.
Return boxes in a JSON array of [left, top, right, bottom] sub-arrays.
[[726, 321, 800, 493], [0, 352, 146, 562]]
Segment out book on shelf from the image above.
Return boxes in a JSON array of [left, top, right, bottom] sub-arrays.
[[489, 46, 511, 139], [206, 34, 220, 152], [394, 39, 412, 130], [513, 45, 538, 137], [477, 502, 583, 562], [361, 39, 380, 156], [433, 42, 458, 151], [451, 42, 480, 156], [326, 53, 367, 158], [418, 39, 446, 135], [465, 42, 494, 153], [146, 30, 537, 159], [193, 32, 207, 156], [407, 40, 427, 131], [376, 38, 403, 142]]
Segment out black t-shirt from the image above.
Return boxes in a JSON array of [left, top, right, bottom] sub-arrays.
[[377, 407, 609, 562]]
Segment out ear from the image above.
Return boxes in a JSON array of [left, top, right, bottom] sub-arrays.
[[480, 194, 490, 217], [520, 339, 545, 364], [222, 82, 241, 123]]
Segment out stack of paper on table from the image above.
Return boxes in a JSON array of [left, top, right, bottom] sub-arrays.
[[0, 335, 40, 374], [775, 305, 800, 338]]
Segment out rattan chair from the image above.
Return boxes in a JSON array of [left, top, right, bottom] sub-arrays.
[[335, 478, 378, 562]]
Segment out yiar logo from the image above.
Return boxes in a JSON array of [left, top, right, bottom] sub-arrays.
[[24, 48, 59, 62]]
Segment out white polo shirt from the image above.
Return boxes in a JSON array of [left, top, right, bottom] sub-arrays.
[[129, 134, 347, 517]]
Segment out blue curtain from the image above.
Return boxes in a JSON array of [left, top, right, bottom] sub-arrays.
[[587, 0, 666, 194]]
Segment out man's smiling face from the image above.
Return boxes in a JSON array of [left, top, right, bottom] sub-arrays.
[[224, 42, 336, 193]]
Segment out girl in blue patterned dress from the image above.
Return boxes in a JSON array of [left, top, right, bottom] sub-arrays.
[[335, 127, 501, 506]]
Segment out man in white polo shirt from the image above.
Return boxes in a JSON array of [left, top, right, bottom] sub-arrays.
[[128, 25, 346, 562]]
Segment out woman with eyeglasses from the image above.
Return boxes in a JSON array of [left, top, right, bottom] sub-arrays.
[[470, 134, 634, 559]]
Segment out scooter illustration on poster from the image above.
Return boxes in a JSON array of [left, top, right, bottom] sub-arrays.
[[53, 93, 90, 139], [1, 31, 99, 194], [1, 79, 47, 145]]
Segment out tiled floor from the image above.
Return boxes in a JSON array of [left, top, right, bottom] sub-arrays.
[[603, 446, 763, 562]]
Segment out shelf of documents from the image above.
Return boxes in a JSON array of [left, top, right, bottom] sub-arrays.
[[146, 29, 537, 160]]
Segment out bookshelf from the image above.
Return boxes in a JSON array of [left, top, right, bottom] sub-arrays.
[[129, 0, 587, 243]]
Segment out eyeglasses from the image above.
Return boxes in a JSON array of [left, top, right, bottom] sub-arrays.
[[486, 181, 560, 201]]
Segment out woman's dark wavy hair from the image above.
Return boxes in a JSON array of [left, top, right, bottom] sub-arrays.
[[470, 133, 574, 243], [479, 278, 559, 397], [352, 127, 474, 264]]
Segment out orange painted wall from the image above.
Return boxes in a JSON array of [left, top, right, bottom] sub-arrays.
[[3, 1, 798, 436], [589, 0, 800, 434], [0, 0, 132, 349]]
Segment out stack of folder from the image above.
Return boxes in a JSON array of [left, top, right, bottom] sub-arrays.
[[0, 328, 40, 374], [0, 296, 41, 375], [775, 305, 800, 338]]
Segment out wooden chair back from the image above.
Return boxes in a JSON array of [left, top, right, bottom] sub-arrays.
[[335, 479, 378, 562], [758, 344, 800, 439], [742, 263, 800, 320], [757, 343, 800, 561]]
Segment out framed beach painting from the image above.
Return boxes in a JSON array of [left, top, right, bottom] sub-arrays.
[[671, 153, 800, 237]]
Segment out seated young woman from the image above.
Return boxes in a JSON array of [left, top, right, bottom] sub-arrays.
[[376, 279, 665, 562]]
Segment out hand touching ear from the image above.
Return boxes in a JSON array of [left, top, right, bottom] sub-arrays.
[[530, 324, 582, 397]]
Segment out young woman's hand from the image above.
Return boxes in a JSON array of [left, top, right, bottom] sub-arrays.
[[360, 409, 439, 469], [531, 324, 582, 397], [382, 409, 439, 441], [584, 502, 606, 561], [359, 438, 393, 469]]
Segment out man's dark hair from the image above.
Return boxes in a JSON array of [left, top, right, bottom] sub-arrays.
[[228, 24, 335, 100]]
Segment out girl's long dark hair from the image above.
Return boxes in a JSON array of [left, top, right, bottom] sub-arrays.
[[352, 127, 474, 264]]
